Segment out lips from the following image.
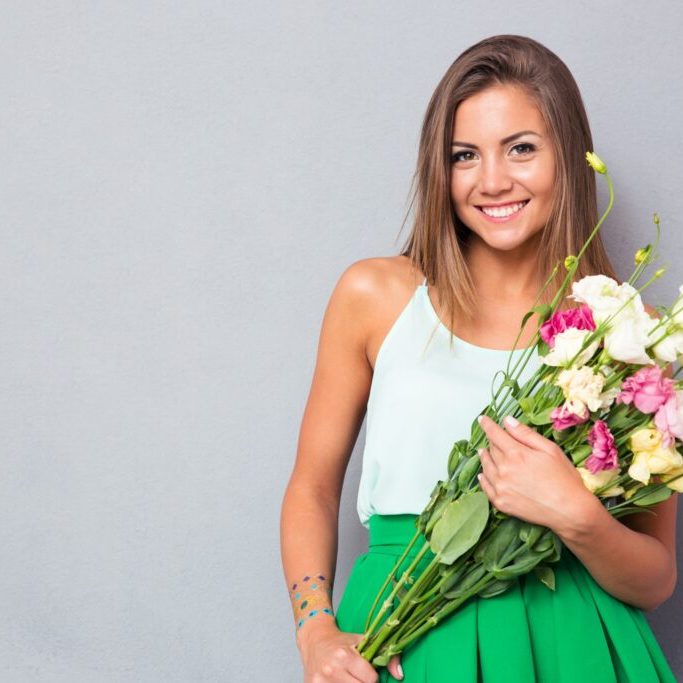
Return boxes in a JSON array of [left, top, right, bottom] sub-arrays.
[[476, 199, 530, 218]]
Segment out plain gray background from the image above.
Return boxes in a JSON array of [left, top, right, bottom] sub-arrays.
[[1, 2, 682, 681]]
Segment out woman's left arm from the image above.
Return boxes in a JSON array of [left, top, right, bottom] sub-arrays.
[[478, 414, 678, 612], [563, 483, 677, 611]]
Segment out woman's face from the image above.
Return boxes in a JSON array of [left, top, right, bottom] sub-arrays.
[[450, 83, 556, 252]]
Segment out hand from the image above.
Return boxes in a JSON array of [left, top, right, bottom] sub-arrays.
[[476, 414, 597, 535], [298, 620, 404, 682]]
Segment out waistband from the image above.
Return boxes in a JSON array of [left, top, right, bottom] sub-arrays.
[[367, 514, 574, 573], [368, 514, 435, 559]]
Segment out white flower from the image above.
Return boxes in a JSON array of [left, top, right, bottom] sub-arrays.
[[570, 275, 656, 364], [577, 467, 624, 496], [604, 314, 657, 365], [570, 275, 642, 319], [670, 285, 683, 327], [650, 315, 683, 362], [540, 328, 599, 368], [555, 366, 606, 416]]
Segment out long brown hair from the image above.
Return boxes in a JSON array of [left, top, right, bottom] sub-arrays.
[[400, 34, 619, 331]]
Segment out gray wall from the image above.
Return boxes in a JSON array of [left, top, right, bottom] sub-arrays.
[[1, 2, 681, 680]]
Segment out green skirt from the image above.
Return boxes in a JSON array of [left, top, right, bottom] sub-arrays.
[[336, 514, 676, 682]]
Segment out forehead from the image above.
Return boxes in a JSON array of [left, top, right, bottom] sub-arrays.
[[451, 84, 546, 137]]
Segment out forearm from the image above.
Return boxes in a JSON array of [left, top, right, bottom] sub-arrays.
[[555, 496, 676, 611], [280, 479, 341, 650]]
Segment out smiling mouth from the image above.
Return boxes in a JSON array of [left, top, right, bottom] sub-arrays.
[[476, 199, 530, 218]]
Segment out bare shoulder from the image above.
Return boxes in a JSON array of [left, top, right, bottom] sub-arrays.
[[643, 301, 659, 318], [329, 255, 425, 366]]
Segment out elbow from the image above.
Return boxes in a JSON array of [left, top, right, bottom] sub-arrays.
[[641, 569, 678, 612]]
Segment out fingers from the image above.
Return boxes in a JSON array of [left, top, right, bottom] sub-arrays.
[[479, 446, 499, 474], [338, 638, 380, 683], [501, 414, 553, 451], [478, 414, 520, 454], [386, 654, 404, 680]]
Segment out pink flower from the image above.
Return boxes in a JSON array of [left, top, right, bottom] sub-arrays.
[[616, 366, 674, 414], [551, 403, 589, 431], [654, 392, 683, 447], [586, 420, 619, 473], [540, 304, 596, 348]]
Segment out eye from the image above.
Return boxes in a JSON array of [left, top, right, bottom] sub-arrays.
[[511, 142, 536, 155], [450, 150, 475, 164]]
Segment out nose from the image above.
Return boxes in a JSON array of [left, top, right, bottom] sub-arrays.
[[479, 156, 513, 196]]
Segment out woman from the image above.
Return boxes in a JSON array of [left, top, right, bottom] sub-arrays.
[[280, 35, 678, 682]]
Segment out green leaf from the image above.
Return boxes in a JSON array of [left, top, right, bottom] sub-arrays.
[[545, 534, 563, 563], [457, 454, 482, 492], [518, 397, 535, 416], [528, 407, 553, 426], [442, 564, 488, 599], [536, 339, 550, 356], [569, 444, 592, 465], [633, 485, 673, 507], [438, 562, 470, 596], [534, 565, 556, 591], [532, 530, 556, 553], [430, 492, 490, 564], [477, 578, 513, 599], [447, 440, 470, 479], [491, 552, 542, 580], [372, 653, 391, 667], [519, 522, 544, 547], [480, 517, 522, 570], [498, 375, 521, 396]]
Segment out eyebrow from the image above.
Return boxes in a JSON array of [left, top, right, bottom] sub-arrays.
[[451, 130, 541, 149]]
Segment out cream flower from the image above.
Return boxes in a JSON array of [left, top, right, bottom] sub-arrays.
[[540, 328, 599, 368], [577, 467, 624, 496], [555, 366, 606, 416]]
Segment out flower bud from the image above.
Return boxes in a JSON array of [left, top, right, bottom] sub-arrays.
[[653, 212, 660, 225], [564, 255, 577, 270], [634, 247, 650, 265], [654, 268, 666, 279], [585, 151, 607, 174]]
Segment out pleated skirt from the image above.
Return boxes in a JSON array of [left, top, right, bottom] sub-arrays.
[[336, 514, 676, 682]]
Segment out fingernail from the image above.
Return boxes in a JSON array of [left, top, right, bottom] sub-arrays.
[[477, 473, 482, 481], [477, 448, 484, 456], [477, 415, 484, 424], [397, 663, 404, 679], [504, 415, 519, 428]]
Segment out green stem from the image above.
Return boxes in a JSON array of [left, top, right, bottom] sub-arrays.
[[362, 529, 421, 632]]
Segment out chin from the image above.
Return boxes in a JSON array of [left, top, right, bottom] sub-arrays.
[[472, 229, 537, 252]]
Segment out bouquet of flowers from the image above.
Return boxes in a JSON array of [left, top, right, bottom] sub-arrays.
[[355, 152, 683, 667]]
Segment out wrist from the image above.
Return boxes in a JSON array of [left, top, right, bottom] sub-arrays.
[[295, 613, 338, 652], [554, 489, 606, 544]]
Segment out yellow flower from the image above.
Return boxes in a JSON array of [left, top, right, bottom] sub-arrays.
[[628, 428, 683, 484], [630, 428, 660, 452], [585, 151, 607, 174], [661, 466, 683, 492], [577, 467, 624, 496]]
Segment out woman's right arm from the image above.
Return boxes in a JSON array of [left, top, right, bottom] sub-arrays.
[[280, 261, 382, 682]]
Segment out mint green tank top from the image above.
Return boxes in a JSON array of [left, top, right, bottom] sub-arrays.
[[356, 278, 542, 529]]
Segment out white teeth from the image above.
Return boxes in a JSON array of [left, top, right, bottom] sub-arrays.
[[481, 201, 527, 218]]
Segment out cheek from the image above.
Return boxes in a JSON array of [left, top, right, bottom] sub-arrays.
[[450, 174, 475, 215]]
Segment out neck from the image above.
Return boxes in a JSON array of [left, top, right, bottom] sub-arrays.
[[465, 234, 543, 304]]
